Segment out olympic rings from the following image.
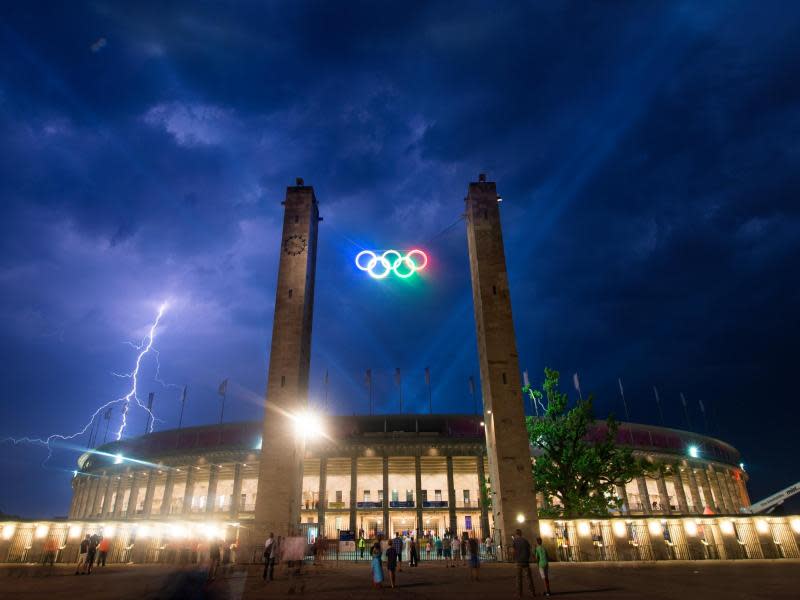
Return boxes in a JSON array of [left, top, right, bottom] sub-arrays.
[[355, 249, 428, 279]]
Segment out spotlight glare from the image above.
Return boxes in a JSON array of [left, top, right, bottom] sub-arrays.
[[612, 520, 627, 537], [688, 445, 699, 458], [114, 454, 124, 464]]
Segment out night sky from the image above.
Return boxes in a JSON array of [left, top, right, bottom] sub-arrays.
[[2, 2, 799, 518]]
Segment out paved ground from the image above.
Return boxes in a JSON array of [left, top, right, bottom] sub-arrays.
[[1, 560, 799, 599]]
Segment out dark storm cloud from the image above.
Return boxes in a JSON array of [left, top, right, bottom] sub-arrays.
[[1, 1, 799, 516]]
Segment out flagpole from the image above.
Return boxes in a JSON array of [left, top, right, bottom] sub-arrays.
[[103, 408, 112, 444], [324, 369, 329, 414], [653, 386, 664, 425], [680, 392, 692, 429], [469, 376, 476, 415], [178, 385, 187, 430], [618, 377, 633, 443], [425, 367, 432, 414], [220, 390, 226, 425], [145, 392, 155, 434]]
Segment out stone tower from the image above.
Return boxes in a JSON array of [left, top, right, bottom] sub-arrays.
[[253, 178, 320, 541], [465, 174, 539, 551]]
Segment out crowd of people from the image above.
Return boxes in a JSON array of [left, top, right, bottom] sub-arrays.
[[73, 533, 110, 575]]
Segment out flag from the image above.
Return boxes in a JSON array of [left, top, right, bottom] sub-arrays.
[[395, 368, 401, 386], [573, 373, 581, 393], [181, 385, 187, 403], [324, 369, 329, 386], [698, 399, 706, 413], [522, 370, 530, 388], [468, 376, 475, 395], [218, 378, 228, 396], [653, 386, 661, 404], [365, 369, 372, 387], [618, 378, 625, 396], [680, 392, 687, 407], [424, 367, 431, 386]]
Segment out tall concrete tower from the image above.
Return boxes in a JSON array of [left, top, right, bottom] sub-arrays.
[[253, 178, 320, 542], [465, 174, 539, 550]]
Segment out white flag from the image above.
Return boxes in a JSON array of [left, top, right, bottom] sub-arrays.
[[522, 370, 530, 387], [218, 378, 228, 396], [680, 392, 687, 407], [573, 373, 581, 393], [618, 378, 625, 396]]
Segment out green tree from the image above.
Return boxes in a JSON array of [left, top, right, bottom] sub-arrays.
[[526, 367, 645, 518]]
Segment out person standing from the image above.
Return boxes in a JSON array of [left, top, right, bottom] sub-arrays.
[[75, 534, 90, 574], [442, 534, 452, 567], [392, 532, 404, 572], [452, 534, 461, 566], [513, 529, 536, 598], [97, 536, 110, 567], [409, 536, 418, 567], [386, 542, 398, 588], [263, 533, 275, 581], [460, 534, 468, 566], [86, 533, 100, 574], [535, 537, 552, 597], [468, 533, 480, 581], [358, 534, 366, 559], [434, 534, 443, 560], [370, 535, 384, 589], [207, 539, 221, 582]]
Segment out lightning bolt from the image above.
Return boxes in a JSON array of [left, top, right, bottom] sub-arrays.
[[2, 302, 169, 462]]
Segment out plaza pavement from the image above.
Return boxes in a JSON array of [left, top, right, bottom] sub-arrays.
[[1, 560, 798, 599]]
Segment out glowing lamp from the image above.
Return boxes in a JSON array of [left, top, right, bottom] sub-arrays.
[[114, 454, 124, 464], [137, 525, 151, 539], [516, 514, 525, 524], [648, 521, 662, 536], [577, 522, 591, 537], [684, 520, 698, 536], [2, 524, 16, 540], [755, 520, 769, 534], [720, 520, 734, 535], [688, 445, 699, 458], [292, 411, 323, 439], [539, 522, 553, 538], [612, 521, 627, 537], [69, 525, 83, 539], [103, 525, 116, 538], [791, 519, 800, 534], [35, 524, 49, 539]]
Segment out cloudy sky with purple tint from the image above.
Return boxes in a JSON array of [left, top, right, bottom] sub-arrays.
[[1, 1, 799, 517]]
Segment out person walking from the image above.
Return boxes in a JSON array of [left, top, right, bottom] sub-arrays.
[[207, 539, 221, 582], [262, 532, 274, 581], [386, 542, 398, 588], [409, 536, 418, 567], [513, 529, 536, 598], [75, 534, 90, 574], [467, 533, 480, 581], [535, 537, 552, 597], [370, 535, 384, 589], [97, 536, 110, 567]]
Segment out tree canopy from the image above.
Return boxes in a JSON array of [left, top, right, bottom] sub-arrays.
[[526, 367, 646, 518]]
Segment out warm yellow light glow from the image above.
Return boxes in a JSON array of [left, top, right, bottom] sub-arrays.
[[137, 525, 151, 539], [103, 525, 116, 538], [648, 521, 662, 536], [516, 514, 525, 524], [2, 524, 16, 540], [168, 524, 188, 539], [755, 519, 769, 534], [612, 521, 627, 537], [791, 518, 800, 534], [684, 520, 698, 536], [292, 411, 324, 439], [720, 520, 734, 535], [578, 521, 591, 536], [539, 522, 553, 537], [68, 525, 83, 539], [35, 524, 49, 539]]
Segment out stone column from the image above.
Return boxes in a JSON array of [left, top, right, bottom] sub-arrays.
[[206, 465, 219, 514], [414, 456, 424, 535], [616, 484, 630, 515], [112, 476, 125, 518], [656, 472, 672, 515], [636, 476, 651, 515], [88, 476, 104, 518], [126, 472, 142, 518], [672, 469, 689, 513], [183, 467, 196, 515], [68, 478, 80, 519], [724, 471, 742, 513], [477, 455, 491, 536], [102, 474, 115, 517], [75, 477, 88, 518], [446, 455, 457, 533], [349, 457, 358, 532], [736, 474, 751, 508], [91, 474, 107, 518], [382, 456, 389, 536], [317, 457, 327, 533], [713, 469, 734, 514], [685, 467, 702, 513], [161, 470, 175, 516], [698, 468, 717, 512], [142, 470, 157, 517], [230, 463, 243, 518]]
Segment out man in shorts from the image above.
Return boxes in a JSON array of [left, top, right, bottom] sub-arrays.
[[535, 537, 551, 596], [75, 534, 90, 574]]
